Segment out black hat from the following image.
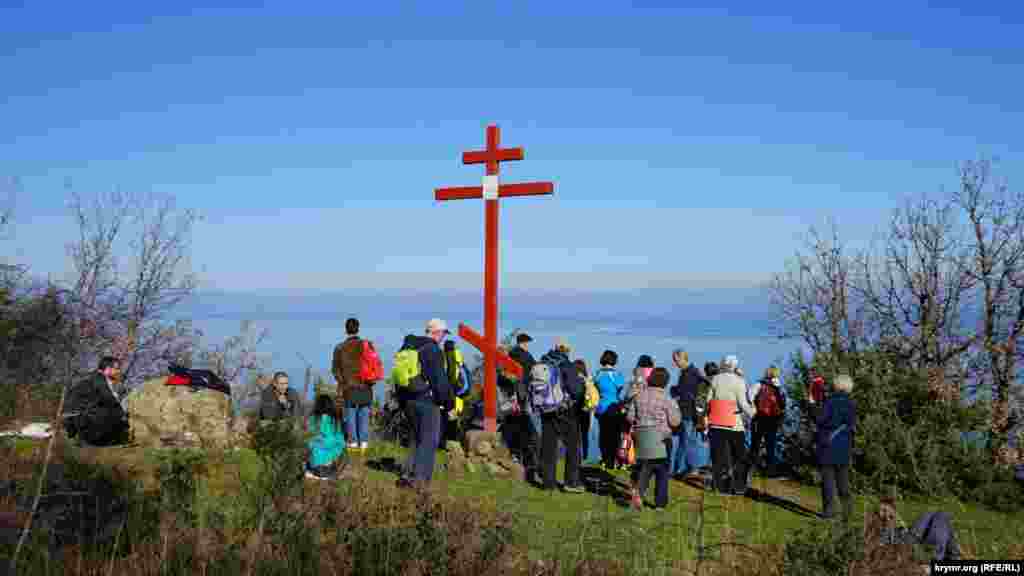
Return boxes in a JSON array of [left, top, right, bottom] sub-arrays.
[[516, 333, 533, 343]]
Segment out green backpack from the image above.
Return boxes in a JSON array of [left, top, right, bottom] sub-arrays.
[[391, 348, 423, 388]]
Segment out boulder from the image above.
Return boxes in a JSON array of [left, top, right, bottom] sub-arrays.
[[125, 377, 232, 447], [445, 440, 465, 458], [464, 430, 499, 458]]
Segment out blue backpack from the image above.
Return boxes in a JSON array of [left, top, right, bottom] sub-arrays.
[[529, 361, 568, 414]]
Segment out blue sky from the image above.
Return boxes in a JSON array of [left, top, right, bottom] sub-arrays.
[[2, 1, 1023, 292]]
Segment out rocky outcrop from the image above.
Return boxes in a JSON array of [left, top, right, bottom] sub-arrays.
[[444, 431, 524, 480], [124, 377, 232, 447]]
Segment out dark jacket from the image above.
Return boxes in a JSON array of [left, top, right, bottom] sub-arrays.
[[259, 386, 302, 421], [670, 363, 709, 421], [332, 335, 368, 402], [64, 372, 126, 429], [539, 349, 583, 404], [509, 345, 537, 404], [816, 391, 856, 466], [401, 334, 452, 410]]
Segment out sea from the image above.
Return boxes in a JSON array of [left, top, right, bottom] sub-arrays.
[[176, 288, 798, 461], [178, 288, 800, 406]]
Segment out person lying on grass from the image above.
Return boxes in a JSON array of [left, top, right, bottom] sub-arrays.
[[865, 496, 962, 562]]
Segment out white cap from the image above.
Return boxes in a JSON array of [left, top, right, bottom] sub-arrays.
[[426, 318, 449, 334]]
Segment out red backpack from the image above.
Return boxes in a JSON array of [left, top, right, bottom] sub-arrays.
[[755, 384, 783, 417], [358, 340, 384, 382]]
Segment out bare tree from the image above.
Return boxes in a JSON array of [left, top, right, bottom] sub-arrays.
[[197, 320, 271, 409], [1, 176, 22, 285], [855, 194, 976, 402], [954, 159, 1024, 465], [64, 189, 200, 387], [769, 222, 863, 371]]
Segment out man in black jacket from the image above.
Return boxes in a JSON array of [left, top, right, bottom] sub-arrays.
[[259, 371, 301, 422], [397, 318, 454, 489], [536, 338, 584, 493], [669, 350, 710, 479], [508, 332, 541, 479], [63, 356, 129, 446]]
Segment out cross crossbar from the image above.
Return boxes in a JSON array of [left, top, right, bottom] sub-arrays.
[[434, 181, 554, 202], [457, 323, 523, 380]]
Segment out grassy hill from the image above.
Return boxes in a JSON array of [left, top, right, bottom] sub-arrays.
[[3, 435, 1021, 575]]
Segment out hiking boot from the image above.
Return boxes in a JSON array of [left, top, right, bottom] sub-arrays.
[[563, 484, 585, 494]]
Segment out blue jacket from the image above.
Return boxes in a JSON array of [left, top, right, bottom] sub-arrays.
[[594, 367, 624, 415], [400, 334, 452, 410], [308, 414, 346, 467], [816, 391, 857, 466]]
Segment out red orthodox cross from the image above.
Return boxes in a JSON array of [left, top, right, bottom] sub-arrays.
[[434, 125, 554, 433]]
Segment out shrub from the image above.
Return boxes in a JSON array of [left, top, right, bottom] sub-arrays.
[[780, 348, 1011, 510], [783, 522, 864, 576], [154, 447, 206, 523]]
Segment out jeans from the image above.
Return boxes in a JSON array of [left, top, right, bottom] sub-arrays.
[[911, 512, 961, 560], [820, 464, 851, 519], [710, 428, 748, 494], [345, 402, 371, 445], [637, 438, 672, 508], [407, 399, 441, 482], [670, 418, 710, 476], [541, 410, 580, 490]]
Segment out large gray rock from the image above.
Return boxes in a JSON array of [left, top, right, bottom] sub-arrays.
[[464, 430, 500, 457], [124, 377, 232, 447]]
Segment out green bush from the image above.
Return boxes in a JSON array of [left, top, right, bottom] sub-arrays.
[[972, 481, 1024, 513], [154, 447, 207, 523], [783, 522, 864, 576], [780, 348, 1010, 510]]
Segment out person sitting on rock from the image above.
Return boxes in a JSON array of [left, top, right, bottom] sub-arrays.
[[260, 371, 301, 422], [306, 393, 346, 480], [63, 356, 130, 446]]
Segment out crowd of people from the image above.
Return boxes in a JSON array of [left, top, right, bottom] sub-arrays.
[[57, 316, 962, 562]]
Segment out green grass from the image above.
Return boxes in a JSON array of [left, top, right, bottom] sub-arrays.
[[6, 436, 1022, 573], [351, 441, 1023, 566]]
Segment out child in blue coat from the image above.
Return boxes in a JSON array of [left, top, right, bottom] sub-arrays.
[[306, 394, 347, 480]]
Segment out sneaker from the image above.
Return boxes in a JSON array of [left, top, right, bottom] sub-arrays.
[[347, 442, 358, 449], [630, 493, 643, 511], [305, 470, 322, 480], [396, 477, 416, 490], [359, 442, 368, 450], [563, 484, 585, 494]]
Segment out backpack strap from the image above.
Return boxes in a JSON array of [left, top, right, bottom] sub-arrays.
[[828, 423, 847, 443]]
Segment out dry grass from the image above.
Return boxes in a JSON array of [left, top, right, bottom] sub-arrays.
[[2, 436, 1021, 576]]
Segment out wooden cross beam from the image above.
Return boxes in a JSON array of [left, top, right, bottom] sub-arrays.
[[434, 125, 553, 433]]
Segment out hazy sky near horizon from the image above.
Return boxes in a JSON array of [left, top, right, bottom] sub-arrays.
[[3, 2, 1023, 292]]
